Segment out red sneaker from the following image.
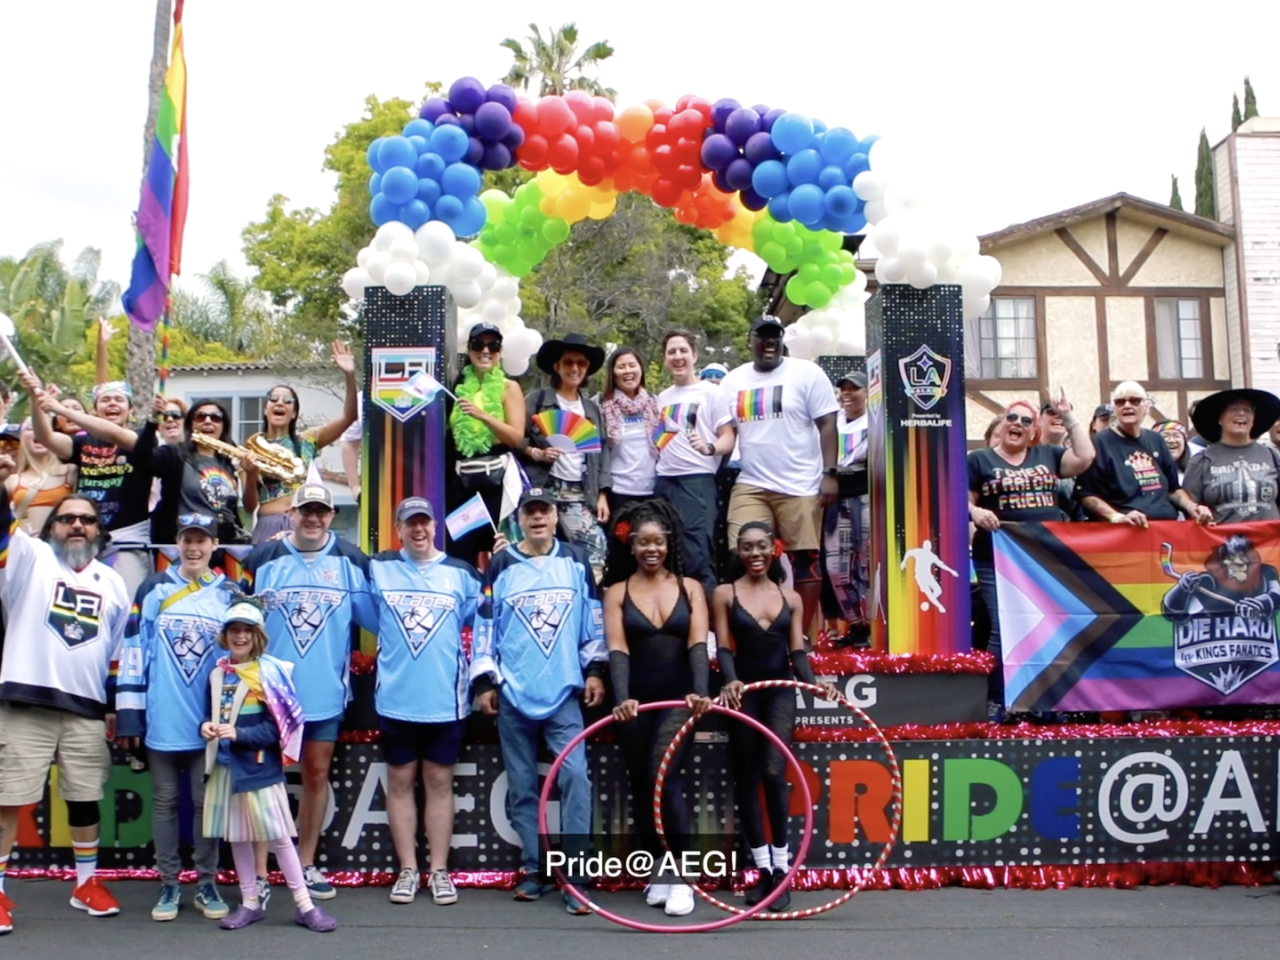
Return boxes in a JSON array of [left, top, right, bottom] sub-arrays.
[[70, 877, 120, 917], [0, 890, 14, 934]]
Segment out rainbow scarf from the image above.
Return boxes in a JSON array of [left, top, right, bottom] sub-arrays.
[[123, 0, 188, 331], [217, 654, 304, 766]]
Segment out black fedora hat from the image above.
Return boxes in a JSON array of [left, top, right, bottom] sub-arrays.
[[536, 332, 606, 377], [1190, 388, 1280, 443]]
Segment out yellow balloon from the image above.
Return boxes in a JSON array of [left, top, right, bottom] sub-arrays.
[[539, 195, 558, 217], [587, 198, 617, 220], [536, 170, 570, 198], [557, 189, 592, 223]]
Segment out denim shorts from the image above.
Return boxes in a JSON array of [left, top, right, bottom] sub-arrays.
[[303, 718, 342, 743]]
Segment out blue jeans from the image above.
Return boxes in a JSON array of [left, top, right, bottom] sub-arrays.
[[496, 690, 592, 876], [975, 561, 1003, 706]]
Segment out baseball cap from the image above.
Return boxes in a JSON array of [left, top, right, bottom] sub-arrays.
[[395, 496, 435, 522], [749, 315, 785, 336], [1092, 404, 1114, 419], [0, 423, 21, 443], [291, 484, 334, 510], [700, 362, 729, 380], [223, 602, 264, 628], [837, 371, 868, 389], [518, 487, 556, 511], [176, 512, 218, 537], [467, 322, 503, 343]]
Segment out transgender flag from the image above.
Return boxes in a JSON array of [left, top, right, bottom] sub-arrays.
[[123, 0, 189, 331]]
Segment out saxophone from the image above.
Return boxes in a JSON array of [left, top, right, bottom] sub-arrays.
[[191, 432, 307, 483]]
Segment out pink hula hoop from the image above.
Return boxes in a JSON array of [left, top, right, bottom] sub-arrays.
[[537, 699, 813, 933], [653, 679, 902, 920]]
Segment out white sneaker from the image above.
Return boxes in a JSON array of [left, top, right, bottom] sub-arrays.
[[428, 869, 458, 905], [644, 883, 670, 907], [664, 883, 695, 916], [389, 868, 419, 904]]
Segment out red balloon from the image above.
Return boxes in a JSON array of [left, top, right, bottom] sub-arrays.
[[512, 100, 539, 134], [675, 204, 699, 226], [624, 145, 653, 174], [596, 149, 622, 178], [652, 144, 678, 175], [591, 96, 614, 123], [651, 177, 682, 207], [593, 121, 621, 153], [652, 105, 674, 126], [563, 90, 595, 125], [645, 123, 669, 152], [685, 96, 714, 119], [574, 124, 596, 153], [536, 96, 575, 138], [547, 132, 579, 169], [578, 155, 606, 185], [674, 138, 701, 165], [675, 163, 702, 190], [669, 108, 706, 139], [517, 133, 549, 168], [643, 97, 667, 113], [675, 94, 695, 111]]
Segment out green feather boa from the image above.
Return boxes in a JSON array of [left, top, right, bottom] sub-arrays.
[[450, 365, 508, 457]]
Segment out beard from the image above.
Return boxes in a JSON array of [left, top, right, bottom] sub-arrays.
[[51, 536, 100, 570]]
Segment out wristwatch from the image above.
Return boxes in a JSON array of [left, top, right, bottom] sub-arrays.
[[824, 466, 839, 478]]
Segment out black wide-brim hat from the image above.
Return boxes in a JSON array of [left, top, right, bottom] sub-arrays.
[[1191, 388, 1280, 443], [535, 332, 606, 377]]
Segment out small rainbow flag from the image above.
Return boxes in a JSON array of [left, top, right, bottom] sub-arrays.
[[652, 404, 686, 451], [532, 409, 602, 453]]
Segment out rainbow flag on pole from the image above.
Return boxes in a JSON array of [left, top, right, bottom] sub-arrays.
[[122, 0, 189, 331]]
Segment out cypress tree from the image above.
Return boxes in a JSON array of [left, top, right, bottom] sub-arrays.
[[1194, 128, 1215, 219], [1244, 76, 1258, 120], [1232, 93, 1243, 131], [1169, 174, 1184, 211]]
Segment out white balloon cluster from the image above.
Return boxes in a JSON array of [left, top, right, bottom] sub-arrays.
[[341, 222, 542, 377], [783, 272, 869, 361], [852, 140, 1002, 320]]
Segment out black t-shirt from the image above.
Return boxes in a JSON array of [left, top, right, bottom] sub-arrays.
[[149, 443, 244, 543], [1077, 428, 1181, 521], [71, 422, 158, 538], [968, 445, 1067, 561]]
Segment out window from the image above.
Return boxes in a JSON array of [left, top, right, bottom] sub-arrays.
[[966, 297, 1037, 379], [1154, 298, 1203, 379]]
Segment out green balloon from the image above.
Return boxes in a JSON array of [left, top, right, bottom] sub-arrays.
[[494, 223, 517, 245], [520, 206, 543, 229], [517, 239, 542, 264], [543, 217, 571, 244], [806, 281, 832, 309], [773, 221, 798, 244], [819, 231, 842, 253], [752, 217, 774, 247], [837, 248, 856, 265], [758, 241, 786, 270], [784, 237, 804, 259], [798, 262, 822, 282], [820, 263, 844, 287], [785, 274, 808, 306], [840, 263, 857, 285]]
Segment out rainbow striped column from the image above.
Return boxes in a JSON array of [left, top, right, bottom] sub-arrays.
[[866, 285, 970, 655]]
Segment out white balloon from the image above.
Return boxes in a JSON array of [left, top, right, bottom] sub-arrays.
[[491, 276, 519, 301], [366, 251, 391, 285], [927, 239, 954, 266], [452, 280, 483, 309], [850, 267, 868, 295], [867, 138, 900, 176], [873, 218, 903, 258], [809, 327, 833, 351], [389, 236, 419, 264], [415, 221, 456, 266], [431, 260, 454, 290], [852, 170, 886, 202], [506, 296, 523, 318], [935, 260, 960, 285], [414, 260, 432, 284], [908, 261, 938, 289], [341, 267, 371, 300], [356, 246, 373, 269], [789, 330, 816, 361], [482, 299, 506, 324], [883, 187, 924, 219], [963, 293, 990, 321], [951, 234, 980, 264], [477, 261, 497, 292], [959, 258, 996, 300], [524, 327, 542, 353], [502, 352, 531, 377], [375, 221, 413, 252], [452, 244, 485, 282], [383, 261, 417, 297], [862, 198, 888, 226], [898, 244, 927, 271], [976, 254, 1003, 289], [876, 257, 908, 284]]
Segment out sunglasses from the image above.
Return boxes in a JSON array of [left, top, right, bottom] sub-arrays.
[[1005, 413, 1035, 427], [55, 513, 99, 526], [469, 339, 502, 353], [1114, 396, 1144, 407], [162, 410, 184, 421], [265, 394, 296, 405], [193, 411, 224, 423]]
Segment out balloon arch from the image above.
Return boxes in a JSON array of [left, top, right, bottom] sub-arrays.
[[342, 76, 1002, 376]]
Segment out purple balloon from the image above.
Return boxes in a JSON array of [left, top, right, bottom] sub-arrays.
[[475, 102, 512, 141], [710, 97, 741, 132], [725, 157, 755, 192], [751, 103, 771, 118], [744, 131, 781, 165], [739, 187, 768, 212], [761, 107, 787, 133], [700, 133, 739, 172], [434, 113, 460, 127], [502, 124, 525, 150], [712, 170, 733, 194], [465, 137, 485, 166], [421, 98, 452, 122], [481, 141, 513, 170], [448, 76, 487, 114], [457, 113, 476, 136], [486, 83, 518, 112], [724, 108, 761, 147]]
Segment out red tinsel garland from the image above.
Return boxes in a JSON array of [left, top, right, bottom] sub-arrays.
[[809, 649, 995, 675], [793, 717, 1280, 742]]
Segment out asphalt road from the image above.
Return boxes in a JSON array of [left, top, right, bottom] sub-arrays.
[[3, 878, 1278, 959]]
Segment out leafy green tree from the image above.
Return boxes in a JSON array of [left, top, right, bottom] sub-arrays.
[[65, 317, 248, 397], [1244, 76, 1259, 121], [1169, 174, 1184, 211], [1232, 93, 1243, 132], [1194, 128, 1215, 219], [173, 260, 273, 354], [500, 23, 616, 99]]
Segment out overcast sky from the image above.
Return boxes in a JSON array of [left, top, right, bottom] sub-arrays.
[[2, 0, 1276, 302]]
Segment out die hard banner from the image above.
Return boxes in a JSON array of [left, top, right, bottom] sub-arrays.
[[996, 520, 1280, 712], [13, 737, 1279, 870]]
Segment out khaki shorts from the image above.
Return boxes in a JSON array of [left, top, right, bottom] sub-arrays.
[[0, 703, 111, 805], [726, 483, 823, 552]]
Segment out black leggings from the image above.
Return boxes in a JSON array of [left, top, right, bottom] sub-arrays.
[[614, 706, 693, 857], [729, 686, 795, 850]]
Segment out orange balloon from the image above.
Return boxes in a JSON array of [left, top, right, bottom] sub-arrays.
[[616, 104, 655, 144]]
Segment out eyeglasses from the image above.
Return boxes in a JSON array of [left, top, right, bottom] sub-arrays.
[[193, 411, 224, 423], [1114, 396, 1145, 407], [469, 339, 502, 353], [297, 503, 333, 516], [162, 410, 184, 421], [54, 513, 99, 527], [1005, 413, 1034, 427], [265, 394, 296, 405], [558, 357, 590, 370]]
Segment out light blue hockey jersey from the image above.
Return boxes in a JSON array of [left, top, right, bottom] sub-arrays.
[[472, 541, 605, 721], [115, 569, 238, 751], [370, 550, 482, 723], [241, 535, 378, 722]]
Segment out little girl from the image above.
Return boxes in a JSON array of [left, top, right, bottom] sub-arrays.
[[202, 601, 337, 932]]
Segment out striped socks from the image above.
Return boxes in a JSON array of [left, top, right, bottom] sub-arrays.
[[0, 853, 9, 893], [72, 840, 98, 888]]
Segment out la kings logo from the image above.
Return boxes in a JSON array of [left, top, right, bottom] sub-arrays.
[[386, 591, 456, 658], [509, 589, 575, 657], [49, 581, 104, 648], [158, 613, 220, 685], [261, 587, 345, 657]]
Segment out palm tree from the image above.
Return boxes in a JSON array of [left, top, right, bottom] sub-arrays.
[[172, 260, 270, 355], [500, 23, 616, 100]]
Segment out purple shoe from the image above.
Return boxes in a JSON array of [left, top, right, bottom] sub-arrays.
[[294, 906, 337, 932], [219, 904, 265, 930]]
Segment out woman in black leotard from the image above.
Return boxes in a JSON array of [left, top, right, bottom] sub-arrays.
[[712, 521, 836, 912], [603, 499, 712, 918]]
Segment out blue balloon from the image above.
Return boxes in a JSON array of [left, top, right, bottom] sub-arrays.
[[819, 127, 858, 166], [725, 157, 755, 192], [740, 187, 768, 212], [430, 124, 469, 163], [417, 177, 441, 207], [381, 166, 419, 205], [768, 191, 792, 223], [842, 212, 867, 235], [743, 131, 780, 165], [442, 162, 482, 198], [857, 135, 880, 154], [785, 149, 823, 186], [415, 152, 446, 180], [367, 137, 388, 173], [485, 83, 518, 112], [789, 184, 825, 226], [824, 185, 857, 218], [454, 197, 488, 237], [403, 118, 435, 140], [811, 118, 827, 135], [844, 152, 870, 180], [724, 108, 762, 147], [407, 135, 428, 156], [700, 133, 739, 171], [770, 112, 814, 155], [711, 97, 741, 132], [435, 194, 464, 222], [368, 171, 382, 196], [400, 199, 431, 231], [377, 136, 417, 172], [818, 165, 849, 191], [821, 210, 846, 234], [751, 159, 789, 198], [370, 193, 398, 226]]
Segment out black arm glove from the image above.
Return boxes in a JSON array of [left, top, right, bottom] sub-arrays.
[[609, 650, 631, 702], [718, 646, 739, 684], [688, 643, 709, 698], [790, 648, 817, 686]]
